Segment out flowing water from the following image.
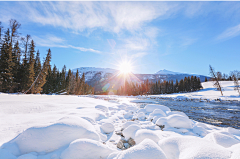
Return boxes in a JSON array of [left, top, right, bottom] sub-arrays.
[[132, 99, 240, 129]]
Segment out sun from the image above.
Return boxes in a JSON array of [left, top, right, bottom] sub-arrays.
[[119, 61, 132, 74]]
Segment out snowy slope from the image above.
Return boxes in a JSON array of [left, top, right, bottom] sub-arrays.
[[148, 81, 240, 101], [0, 93, 240, 158]]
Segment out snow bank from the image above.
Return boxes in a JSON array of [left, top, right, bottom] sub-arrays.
[[122, 121, 140, 130], [137, 112, 146, 120], [114, 139, 167, 159], [122, 125, 141, 140], [204, 132, 240, 148], [101, 123, 115, 134], [17, 153, 37, 159], [95, 105, 109, 112], [3, 116, 100, 156], [229, 143, 240, 159], [167, 114, 193, 129], [60, 139, 115, 159], [144, 104, 171, 113], [0, 149, 16, 159], [193, 125, 208, 136], [134, 129, 161, 144], [158, 136, 231, 159]]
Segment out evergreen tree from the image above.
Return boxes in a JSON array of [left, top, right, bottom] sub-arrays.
[[0, 29, 13, 92], [27, 40, 36, 93], [12, 41, 21, 92], [21, 34, 31, 92], [205, 77, 208, 82]]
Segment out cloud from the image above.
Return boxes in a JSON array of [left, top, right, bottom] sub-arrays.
[[216, 24, 240, 41], [181, 37, 198, 47], [0, 1, 180, 34], [33, 35, 101, 54]]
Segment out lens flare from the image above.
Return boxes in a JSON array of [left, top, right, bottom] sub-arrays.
[[119, 61, 132, 74]]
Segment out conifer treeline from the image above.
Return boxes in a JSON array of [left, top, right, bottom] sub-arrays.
[[117, 76, 202, 96], [0, 19, 93, 95]]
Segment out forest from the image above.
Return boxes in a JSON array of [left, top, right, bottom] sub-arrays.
[[117, 76, 202, 96], [0, 19, 93, 95]]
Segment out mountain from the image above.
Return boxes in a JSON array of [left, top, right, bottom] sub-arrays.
[[155, 69, 181, 75], [72, 67, 118, 81], [72, 67, 210, 92]]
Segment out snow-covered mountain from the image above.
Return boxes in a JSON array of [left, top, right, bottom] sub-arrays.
[[72, 67, 210, 91], [72, 67, 118, 81], [155, 69, 181, 75]]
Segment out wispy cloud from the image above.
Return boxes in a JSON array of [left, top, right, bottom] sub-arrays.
[[216, 24, 240, 41], [0, 2, 180, 34], [33, 35, 101, 54]]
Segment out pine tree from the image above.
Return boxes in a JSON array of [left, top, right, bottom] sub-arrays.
[[12, 41, 21, 92], [27, 40, 36, 93], [205, 77, 208, 82], [21, 35, 31, 92], [0, 29, 14, 92], [34, 48, 51, 93]]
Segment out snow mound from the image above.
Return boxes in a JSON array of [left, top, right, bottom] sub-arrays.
[[229, 143, 240, 159], [227, 127, 240, 136], [122, 121, 140, 130], [17, 153, 37, 159], [124, 112, 133, 119], [167, 111, 188, 118], [144, 104, 171, 113], [60, 139, 115, 159], [95, 113, 107, 121], [134, 129, 161, 144], [101, 123, 115, 134], [137, 112, 146, 120], [149, 109, 166, 117], [158, 136, 231, 159], [122, 125, 141, 140], [204, 132, 240, 148], [155, 117, 168, 126], [95, 105, 109, 112], [193, 125, 208, 136], [0, 149, 16, 159], [4, 116, 100, 156], [137, 109, 147, 114], [115, 139, 167, 159], [167, 114, 193, 129]]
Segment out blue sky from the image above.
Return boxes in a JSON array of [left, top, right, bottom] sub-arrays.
[[1, 1, 240, 76]]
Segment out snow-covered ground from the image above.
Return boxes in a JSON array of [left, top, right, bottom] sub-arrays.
[[147, 81, 240, 102], [0, 92, 240, 159]]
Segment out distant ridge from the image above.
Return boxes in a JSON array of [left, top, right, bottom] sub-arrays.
[[155, 69, 181, 75], [72, 67, 210, 91]]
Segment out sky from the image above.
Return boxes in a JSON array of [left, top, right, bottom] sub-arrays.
[[0, 1, 240, 76]]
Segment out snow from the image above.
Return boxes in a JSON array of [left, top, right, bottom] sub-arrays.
[[166, 114, 193, 129], [72, 67, 118, 81], [101, 123, 115, 134], [0, 92, 239, 158], [114, 139, 167, 159], [122, 125, 141, 140], [158, 136, 232, 159], [3, 116, 100, 156], [155, 69, 181, 75], [204, 132, 240, 148], [148, 81, 240, 102], [17, 153, 37, 159], [144, 104, 171, 113], [60, 139, 115, 159], [134, 129, 161, 144]]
